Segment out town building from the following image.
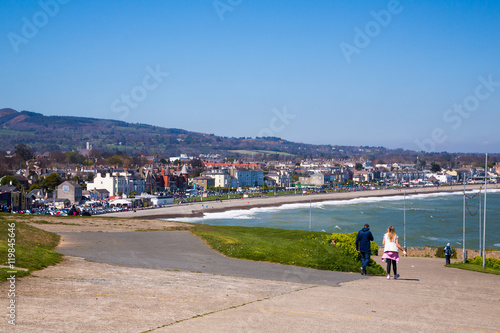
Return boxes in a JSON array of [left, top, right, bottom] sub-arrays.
[[266, 170, 293, 187], [192, 176, 215, 191], [86, 171, 146, 197], [230, 168, 264, 187], [159, 165, 189, 192], [56, 181, 82, 204]]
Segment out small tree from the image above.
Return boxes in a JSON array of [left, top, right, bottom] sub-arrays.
[[42, 173, 62, 191], [190, 158, 204, 169], [107, 155, 123, 166], [28, 184, 41, 192], [1, 176, 20, 187], [430, 162, 442, 172], [15, 144, 34, 161], [65, 151, 86, 165]]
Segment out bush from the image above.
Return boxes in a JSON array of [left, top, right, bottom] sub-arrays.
[[324, 232, 379, 256], [322, 232, 385, 275], [435, 246, 457, 259], [469, 256, 500, 270], [325, 232, 359, 259]]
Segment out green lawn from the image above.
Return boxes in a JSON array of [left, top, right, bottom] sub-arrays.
[[448, 257, 500, 275], [0, 217, 63, 281], [191, 224, 385, 275]]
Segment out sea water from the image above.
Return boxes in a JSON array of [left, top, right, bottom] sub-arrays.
[[172, 190, 500, 250]]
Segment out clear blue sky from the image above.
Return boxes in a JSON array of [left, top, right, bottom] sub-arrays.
[[1, 0, 499, 153]]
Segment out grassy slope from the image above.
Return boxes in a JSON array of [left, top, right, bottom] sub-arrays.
[[0, 217, 63, 281], [192, 224, 385, 275]]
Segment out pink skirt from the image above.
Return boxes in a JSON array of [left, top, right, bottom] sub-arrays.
[[381, 251, 400, 263]]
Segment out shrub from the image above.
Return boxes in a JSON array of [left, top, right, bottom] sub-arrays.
[[469, 256, 500, 270], [326, 232, 360, 259], [324, 232, 379, 256], [322, 232, 385, 275]]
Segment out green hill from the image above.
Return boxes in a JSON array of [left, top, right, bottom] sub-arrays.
[[0, 108, 388, 159]]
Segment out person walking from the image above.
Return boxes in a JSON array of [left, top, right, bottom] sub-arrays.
[[444, 243, 453, 265], [381, 226, 406, 280], [356, 223, 374, 275]]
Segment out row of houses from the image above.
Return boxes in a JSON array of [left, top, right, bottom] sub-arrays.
[[2, 156, 500, 208]]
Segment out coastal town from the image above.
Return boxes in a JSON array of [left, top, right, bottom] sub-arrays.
[[1, 147, 498, 215]]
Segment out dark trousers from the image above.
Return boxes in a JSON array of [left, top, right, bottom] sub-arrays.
[[360, 251, 370, 271], [386, 259, 397, 275], [445, 254, 451, 265]]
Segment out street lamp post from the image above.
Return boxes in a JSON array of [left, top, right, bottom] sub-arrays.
[[482, 154, 488, 269]]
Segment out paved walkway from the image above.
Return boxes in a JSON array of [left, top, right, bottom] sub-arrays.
[[57, 230, 363, 286]]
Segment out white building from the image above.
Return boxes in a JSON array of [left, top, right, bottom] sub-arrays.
[[266, 170, 293, 187], [169, 153, 192, 163], [86, 172, 146, 197], [426, 172, 453, 183], [299, 172, 325, 186]]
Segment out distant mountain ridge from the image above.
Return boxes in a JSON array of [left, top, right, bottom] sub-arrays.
[[0, 108, 412, 160]]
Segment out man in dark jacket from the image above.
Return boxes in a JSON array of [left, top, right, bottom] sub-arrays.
[[356, 223, 374, 275]]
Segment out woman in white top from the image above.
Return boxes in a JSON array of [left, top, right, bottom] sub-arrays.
[[381, 226, 406, 280]]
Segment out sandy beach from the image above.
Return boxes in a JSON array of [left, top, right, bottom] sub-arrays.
[[103, 184, 499, 220]]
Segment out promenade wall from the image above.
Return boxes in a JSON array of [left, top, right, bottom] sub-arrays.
[[378, 246, 500, 260]]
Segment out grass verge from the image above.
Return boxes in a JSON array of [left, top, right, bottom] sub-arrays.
[[0, 217, 63, 282], [448, 257, 500, 275], [191, 224, 385, 275]]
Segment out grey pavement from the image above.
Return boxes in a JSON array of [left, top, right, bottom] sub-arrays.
[[57, 230, 363, 286]]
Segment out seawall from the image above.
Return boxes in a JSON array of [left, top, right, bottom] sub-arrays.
[[378, 246, 500, 260]]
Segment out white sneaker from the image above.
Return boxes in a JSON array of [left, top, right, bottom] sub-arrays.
[[387, 275, 390, 280]]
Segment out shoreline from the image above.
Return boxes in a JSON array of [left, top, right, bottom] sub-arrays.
[[102, 183, 499, 220]]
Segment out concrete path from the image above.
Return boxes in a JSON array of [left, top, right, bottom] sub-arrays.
[[57, 230, 363, 286], [2, 255, 498, 332]]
